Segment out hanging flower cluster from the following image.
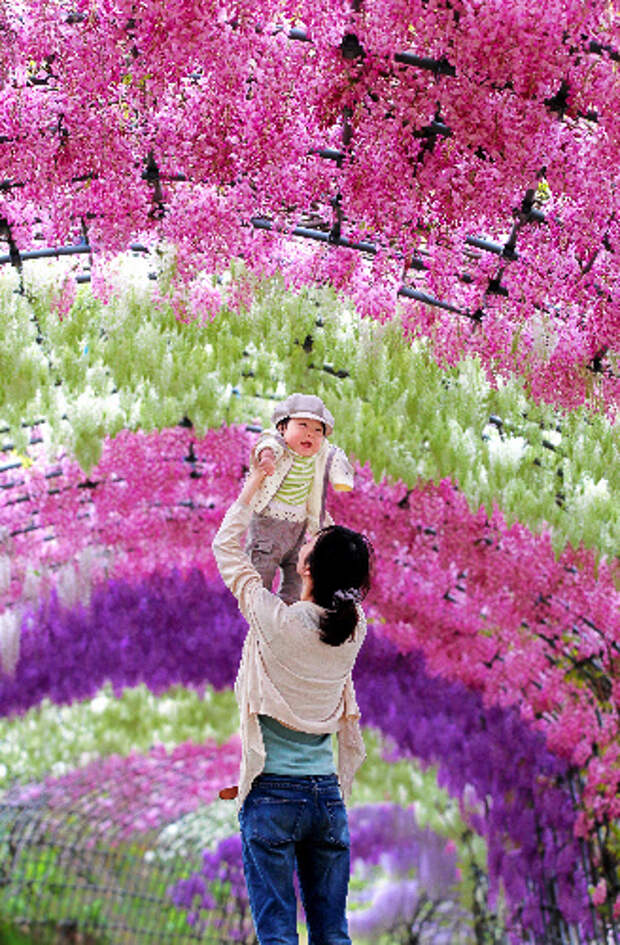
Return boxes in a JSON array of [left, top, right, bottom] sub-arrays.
[[0, 426, 247, 613], [0, 680, 239, 788], [355, 633, 590, 934], [1, 8, 617, 938], [0, 682, 459, 838], [346, 804, 472, 944], [0, 1, 617, 408], [0, 573, 245, 715], [11, 737, 241, 844]]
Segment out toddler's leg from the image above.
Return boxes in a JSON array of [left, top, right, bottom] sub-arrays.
[[278, 521, 307, 604], [278, 563, 302, 605], [245, 515, 279, 591]]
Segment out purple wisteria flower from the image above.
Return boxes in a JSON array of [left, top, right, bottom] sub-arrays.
[[169, 804, 470, 944], [347, 804, 470, 943], [354, 632, 591, 935], [1, 570, 245, 716]]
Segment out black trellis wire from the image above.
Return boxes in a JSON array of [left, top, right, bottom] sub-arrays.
[[3, 432, 616, 941], [0, 242, 149, 265], [0, 312, 616, 709], [0, 417, 613, 669], [0, 202, 541, 321], [282, 26, 613, 335], [0, 16, 615, 288]]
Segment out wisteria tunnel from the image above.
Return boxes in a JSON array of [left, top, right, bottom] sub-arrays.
[[0, 2, 618, 945]]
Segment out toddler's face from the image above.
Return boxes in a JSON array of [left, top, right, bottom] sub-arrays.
[[283, 417, 324, 457]]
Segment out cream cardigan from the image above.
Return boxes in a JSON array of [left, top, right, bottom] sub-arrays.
[[211, 499, 367, 808]]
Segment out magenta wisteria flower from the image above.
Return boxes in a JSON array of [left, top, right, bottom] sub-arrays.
[[9, 738, 241, 844], [0, 5, 617, 940], [0, 563, 597, 936], [0, 0, 617, 410]]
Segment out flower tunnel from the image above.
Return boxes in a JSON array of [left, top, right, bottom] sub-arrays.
[[0, 2, 618, 942]]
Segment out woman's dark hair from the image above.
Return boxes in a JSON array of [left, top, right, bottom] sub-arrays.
[[306, 525, 373, 647]]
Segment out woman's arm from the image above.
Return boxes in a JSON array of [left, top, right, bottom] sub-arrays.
[[212, 469, 286, 629], [238, 466, 269, 506]]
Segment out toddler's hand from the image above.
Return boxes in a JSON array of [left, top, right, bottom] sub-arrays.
[[257, 448, 276, 476]]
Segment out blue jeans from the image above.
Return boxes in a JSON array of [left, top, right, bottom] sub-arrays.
[[239, 774, 352, 945]]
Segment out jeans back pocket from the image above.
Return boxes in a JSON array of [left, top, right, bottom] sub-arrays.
[[242, 796, 308, 847]]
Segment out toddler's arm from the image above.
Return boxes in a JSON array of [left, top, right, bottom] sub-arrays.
[[329, 446, 355, 492], [250, 431, 283, 473], [212, 469, 289, 634]]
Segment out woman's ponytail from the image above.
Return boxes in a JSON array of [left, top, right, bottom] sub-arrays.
[[320, 597, 358, 647], [306, 527, 372, 647]]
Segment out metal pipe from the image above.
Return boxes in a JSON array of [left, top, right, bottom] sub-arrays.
[[393, 51, 456, 75], [465, 235, 505, 255], [0, 244, 88, 264], [287, 27, 312, 42], [251, 217, 377, 254], [0, 242, 149, 266], [287, 27, 458, 75], [397, 285, 464, 315], [314, 148, 344, 161]]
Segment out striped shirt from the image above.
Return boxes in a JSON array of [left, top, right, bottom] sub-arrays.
[[274, 451, 316, 506]]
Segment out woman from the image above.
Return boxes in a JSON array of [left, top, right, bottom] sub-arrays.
[[212, 465, 372, 945]]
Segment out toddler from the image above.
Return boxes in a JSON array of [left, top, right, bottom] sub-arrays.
[[246, 392, 354, 603]]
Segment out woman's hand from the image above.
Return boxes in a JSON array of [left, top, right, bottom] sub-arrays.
[[239, 465, 270, 506], [257, 447, 276, 476]]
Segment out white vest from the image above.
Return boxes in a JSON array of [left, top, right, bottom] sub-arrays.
[[248, 430, 354, 534]]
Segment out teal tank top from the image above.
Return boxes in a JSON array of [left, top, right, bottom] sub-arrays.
[[259, 715, 335, 776]]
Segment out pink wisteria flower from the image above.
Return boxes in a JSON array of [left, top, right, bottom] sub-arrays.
[[34, 737, 242, 843], [0, 0, 616, 412]]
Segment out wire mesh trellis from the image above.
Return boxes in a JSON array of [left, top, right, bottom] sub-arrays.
[[0, 762, 254, 945]]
